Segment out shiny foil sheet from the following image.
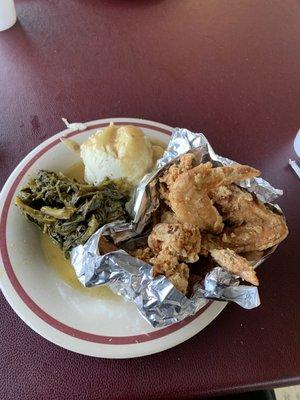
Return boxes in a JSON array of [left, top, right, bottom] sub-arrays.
[[70, 128, 284, 327]]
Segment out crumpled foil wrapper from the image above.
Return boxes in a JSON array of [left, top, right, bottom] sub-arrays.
[[70, 128, 284, 328]]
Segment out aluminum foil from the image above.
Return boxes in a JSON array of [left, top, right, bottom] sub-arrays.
[[70, 128, 284, 327]]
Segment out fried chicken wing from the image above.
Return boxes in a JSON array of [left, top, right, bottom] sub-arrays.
[[209, 185, 288, 252], [200, 233, 223, 255], [160, 210, 179, 224], [136, 220, 201, 294], [148, 222, 201, 262], [242, 250, 264, 263], [131, 245, 189, 294], [210, 248, 259, 286], [168, 162, 260, 233], [131, 247, 154, 264], [221, 219, 288, 252], [159, 153, 195, 204], [131, 154, 288, 296], [210, 184, 258, 226], [150, 251, 189, 294]]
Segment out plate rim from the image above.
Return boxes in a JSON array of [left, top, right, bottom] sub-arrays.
[[0, 117, 227, 358]]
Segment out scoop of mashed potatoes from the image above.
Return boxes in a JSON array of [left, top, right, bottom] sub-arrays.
[[81, 123, 161, 185]]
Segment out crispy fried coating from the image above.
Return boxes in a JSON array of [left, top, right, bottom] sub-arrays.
[[131, 155, 288, 294], [150, 251, 189, 295], [168, 162, 260, 233], [145, 222, 201, 294], [209, 185, 288, 252], [132, 245, 190, 295], [148, 222, 201, 263], [210, 184, 257, 226], [210, 248, 259, 286], [159, 153, 195, 204], [131, 247, 154, 264], [160, 210, 179, 224], [242, 250, 264, 263], [200, 233, 223, 255]]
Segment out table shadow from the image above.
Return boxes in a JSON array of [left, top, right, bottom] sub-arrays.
[[0, 19, 34, 52]]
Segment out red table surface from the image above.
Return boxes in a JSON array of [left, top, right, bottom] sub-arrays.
[[0, 1, 299, 399]]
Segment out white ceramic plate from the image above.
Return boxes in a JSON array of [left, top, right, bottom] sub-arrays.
[[0, 118, 227, 358]]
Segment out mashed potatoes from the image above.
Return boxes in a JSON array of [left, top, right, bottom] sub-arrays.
[[81, 123, 162, 185]]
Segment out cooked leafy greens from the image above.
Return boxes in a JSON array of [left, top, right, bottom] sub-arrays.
[[15, 170, 130, 257]]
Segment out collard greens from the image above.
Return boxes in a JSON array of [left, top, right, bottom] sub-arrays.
[[16, 170, 130, 257]]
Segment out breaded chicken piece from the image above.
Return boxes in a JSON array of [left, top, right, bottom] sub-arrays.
[[210, 184, 258, 227], [131, 221, 200, 294], [209, 185, 288, 252], [148, 222, 201, 263], [131, 247, 154, 264], [146, 221, 201, 294], [210, 248, 259, 286], [168, 162, 260, 233], [132, 155, 288, 293], [132, 245, 190, 295], [150, 251, 189, 295], [242, 251, 264, 263], [200, 233, 223, 255], [160, 210, 179, 224], [159, 153, 195, 204]]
